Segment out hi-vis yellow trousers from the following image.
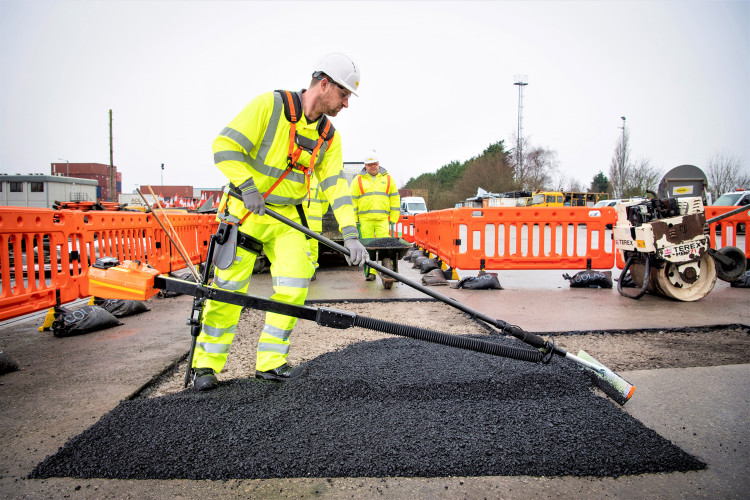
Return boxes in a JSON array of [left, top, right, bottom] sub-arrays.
[[359, 219, 390, 277], [192, 218, 315, 373]]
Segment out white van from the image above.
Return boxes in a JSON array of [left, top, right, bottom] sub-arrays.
[[401, 196, 427, 215], [713, 189, 750, 208], [713, 189, 749, 233]]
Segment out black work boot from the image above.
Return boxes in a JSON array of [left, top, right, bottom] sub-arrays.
[[193, 367, 218, 391], [365, 274, 376, 281], [255, 363, 306, 382]]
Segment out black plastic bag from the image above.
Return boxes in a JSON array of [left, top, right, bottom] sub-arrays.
[[93, 298, 150, 318], [730, 270, 750, 288], [0, 351, 19, 375], [422, 268, 448, 286], [563, 270, 613, 288], [52, 305, 121, 338], [419, 258, 440, 274], [452, 271, 503, 290]]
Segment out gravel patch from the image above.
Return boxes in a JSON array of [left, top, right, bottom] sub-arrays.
[[31, 333, 705, 480]]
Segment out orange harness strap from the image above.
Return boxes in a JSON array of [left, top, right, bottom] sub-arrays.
[[262, 90, 335, 203]]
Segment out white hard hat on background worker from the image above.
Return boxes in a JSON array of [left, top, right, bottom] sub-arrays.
[[313, 52, 361, 96], [364, 151, 378, 165]]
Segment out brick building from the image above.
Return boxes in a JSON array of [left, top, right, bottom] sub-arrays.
[[50, 163, 121, 201]]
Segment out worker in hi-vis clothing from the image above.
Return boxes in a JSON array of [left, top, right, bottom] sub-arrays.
[[350, 151, 401, 281], [192, 53, 368, 391], [303, 176, 329, 281]]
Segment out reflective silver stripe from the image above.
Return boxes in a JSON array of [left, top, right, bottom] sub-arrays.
[[213, 275, 251, 291], [315, 140, 329, 166], [256, 93, 285, 164], [359, 191, 389, 197], [342, 226, 359, 238], [307, 215, 323, 221], [273, 276, 310, 288], [238, 177, 256, 192], [257, 341, 290, 355], [214, 150, 248, 164], [201, 324, 237, 338], [331, 195, 354, 210], [358, 209, 390, 215], [262, 323, 292, 340], [351, 193, 361, 200], [320, 172, 345, 191], [220, 127, 255, 154], [265, 193, 308, 205], [197, 342, 231, 354]]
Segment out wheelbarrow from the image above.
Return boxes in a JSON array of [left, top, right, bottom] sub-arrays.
[[361, 237, 411, 289]]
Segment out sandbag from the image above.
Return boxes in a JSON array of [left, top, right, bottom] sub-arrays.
[[562, 270, 613, 288], [412, 256, 428, 269], [730, 270, 750, 288], [409, 251, 424, 263], [422, 268, 448, 286], [93, 298, 150, 318], [419, 258, 440, 274], [452, 272, 503, 290], [52, 305, 122, 338], [0, 351, 19, 375]]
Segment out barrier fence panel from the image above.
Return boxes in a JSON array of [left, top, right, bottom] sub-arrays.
[[396, 215, 415, 243], [705, 206, 749, 260], [437, 207, 616, 271], [0, 207, 219, 321]]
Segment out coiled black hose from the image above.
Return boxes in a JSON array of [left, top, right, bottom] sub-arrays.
[[352, 315, 544, 363]]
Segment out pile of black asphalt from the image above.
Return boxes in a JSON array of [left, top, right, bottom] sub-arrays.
[[31, 335, 705, 480]]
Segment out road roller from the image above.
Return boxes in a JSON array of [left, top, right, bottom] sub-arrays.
[[614, 196, 747, 301]]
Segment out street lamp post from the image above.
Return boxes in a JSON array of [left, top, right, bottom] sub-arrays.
[[619, 116, 626, 198]]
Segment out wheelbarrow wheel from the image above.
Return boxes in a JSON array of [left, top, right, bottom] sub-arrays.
[[380, 257, 396, 289]]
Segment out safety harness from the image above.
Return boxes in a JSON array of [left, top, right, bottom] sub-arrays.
[[263, 90, 335, 202], [357, 173, 392, 197]]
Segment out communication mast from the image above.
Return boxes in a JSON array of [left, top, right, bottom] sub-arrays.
[[514, 75, 528, 172]]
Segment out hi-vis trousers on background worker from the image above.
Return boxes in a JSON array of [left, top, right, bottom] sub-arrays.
[[191, 214, 314, 374]]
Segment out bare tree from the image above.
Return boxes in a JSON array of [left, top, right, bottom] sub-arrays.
[[627, 159, 662, 198], [706, 153, 750, 199], [608, 126, 630, 198], [510, 141, 559, 191], [508, 133, 560, 190]]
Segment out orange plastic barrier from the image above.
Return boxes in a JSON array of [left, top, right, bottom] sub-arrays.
[[395, 215, 415, 243], [409, 207, 616, 271], [0, 207, 219, 321], [705, 206, 750, 260]]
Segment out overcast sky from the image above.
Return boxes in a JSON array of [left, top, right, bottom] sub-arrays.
[[1, 0, 748, 193]]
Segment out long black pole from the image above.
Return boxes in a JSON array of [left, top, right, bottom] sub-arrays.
[[261, 207, 550, 351]]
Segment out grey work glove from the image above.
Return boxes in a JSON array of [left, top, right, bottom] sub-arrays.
[[343, 238, 367, 267], [241, 188, 266, 216]]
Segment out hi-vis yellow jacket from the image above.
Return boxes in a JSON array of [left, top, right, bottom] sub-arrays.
[[302, 176, 328, 233], [351, 167, 401, 224], [212, 90, 358, 240]]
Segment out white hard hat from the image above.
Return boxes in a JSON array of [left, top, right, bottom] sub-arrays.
[[364, 151, 378, 164], [314, 52, 360, 96]]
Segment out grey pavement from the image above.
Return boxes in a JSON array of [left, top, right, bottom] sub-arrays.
[[0, 256, 748, 499]]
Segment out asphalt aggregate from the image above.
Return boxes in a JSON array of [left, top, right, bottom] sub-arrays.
[[31, 335, 705, 480]]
